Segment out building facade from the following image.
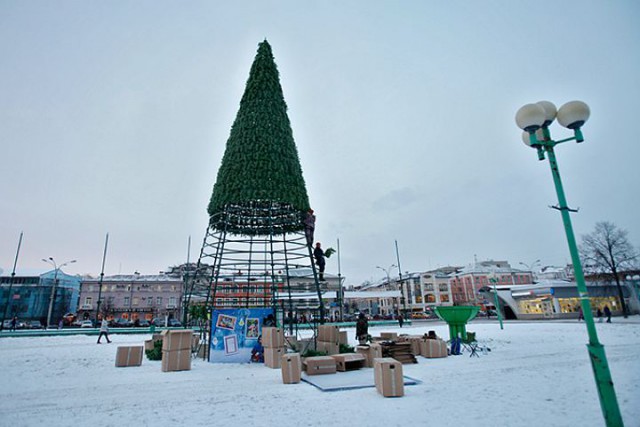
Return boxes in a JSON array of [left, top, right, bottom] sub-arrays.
[[78, 274, 183, 322], [0, 270, 80, 326], [450, 260, 533, 305]]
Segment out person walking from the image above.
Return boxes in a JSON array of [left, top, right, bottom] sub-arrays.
[[303, 209, 316, 246], [397, 313, 404, 328], [577, 307, 584, 321], [596, 308, 603, 323], [97, 318, 111, 344], [355, 313, 369, 345], [10, 316, 17, 331], [313, 242, 326, 281], [604, 305, 612, 323]]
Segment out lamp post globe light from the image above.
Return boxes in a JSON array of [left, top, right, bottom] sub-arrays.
[[42, 257, 76, 329], [515, 101, 624, 427]]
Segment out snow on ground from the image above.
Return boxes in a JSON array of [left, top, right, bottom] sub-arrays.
[[1, 318, 639, 427]]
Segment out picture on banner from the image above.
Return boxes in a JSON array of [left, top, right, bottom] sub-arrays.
[[209, 308, 274, 363]]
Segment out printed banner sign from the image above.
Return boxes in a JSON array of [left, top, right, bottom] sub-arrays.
[[209, 308, 273, 363]]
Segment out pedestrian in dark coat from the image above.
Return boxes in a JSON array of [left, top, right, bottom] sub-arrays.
[[596, 308, 603, 323], [603, 305, 612, 323], [355, 313, 369, 344], [397, 313, 404, 328], [313, 242, 326, 281]]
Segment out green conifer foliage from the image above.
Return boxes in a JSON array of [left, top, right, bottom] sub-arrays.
[[207, 41, 310, 234]]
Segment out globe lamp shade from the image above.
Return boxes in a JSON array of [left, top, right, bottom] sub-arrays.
[[535, 101, 557, 127], [557, 101, 590, 129], [516, 103, 546, 132]]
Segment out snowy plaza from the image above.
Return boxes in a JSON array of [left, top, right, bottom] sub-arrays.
[[1, 319, 639, 427]]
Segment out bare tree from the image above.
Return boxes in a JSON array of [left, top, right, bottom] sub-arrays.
[[580, 221, 638, 318]]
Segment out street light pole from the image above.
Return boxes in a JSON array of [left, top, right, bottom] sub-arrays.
[[516, 100, 623, 427], [42, 257, 76, 328], [96, 233, 109, 322], [376, 264, 396, 315], [489, 276, 504, 330], [1, 232, 23, 331]]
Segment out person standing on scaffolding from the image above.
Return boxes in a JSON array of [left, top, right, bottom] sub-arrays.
[[303, 209, 316, 246], [314, 242, 327, 281]]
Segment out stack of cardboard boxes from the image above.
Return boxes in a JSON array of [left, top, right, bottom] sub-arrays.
[[380, 341, 417, 364], [161, 329, 192, 372], [316, 325, 341, 355], [263, 327, 286, 369]]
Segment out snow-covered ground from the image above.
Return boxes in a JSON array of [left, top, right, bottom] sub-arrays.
[[1, 318, 639, 427]]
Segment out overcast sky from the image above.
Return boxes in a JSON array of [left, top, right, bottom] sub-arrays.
[[1, 1, 639, 285]]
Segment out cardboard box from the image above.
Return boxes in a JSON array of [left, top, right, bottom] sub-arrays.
[[317, 325, 340, 343], [316, 340, 340, 355], [374, 357, 404, 397], [192, 334, 200, 349], [161, 329, 193, 352], [116, 346, 144, 367], [281, 353, 302, 384], [161, 349, 191, 372], [407, 337, 423, 355], [356, 343, 383, 368], [144, 339, 156, 352], [304, 356, 337, 375], [380, 332, 398, 341], [420, 339, 447, 358], [262, 327, 285, 348], [330, 353, 366, 371], [264, 347, 286, 369], [338, 331, 348, 346]]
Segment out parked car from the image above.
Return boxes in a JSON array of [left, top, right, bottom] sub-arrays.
[[110, 318, 133, 328], [167, 319, 182, 327], [136, 319, 150, 327], [152, 318, 166, 327], [28, 320, 43, 329], [80, 320, 95, 328]]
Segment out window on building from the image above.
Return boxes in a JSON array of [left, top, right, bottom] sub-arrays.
[[440, 294, 450, 303], [425, 294, 436, 303], [124, 297, 130, 306], [439, 284, 449, 292], [169, 297, 176, 306], [425, 284, 434, 291], [147, 298, 153, 307], [84, 296, 92, 306], [88, 285, 94, 292], [157, 297, 163, 306], [133, 297, 139, 306]]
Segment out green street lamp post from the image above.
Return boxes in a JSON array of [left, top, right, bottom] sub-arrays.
[[516, 100, 624, 427]]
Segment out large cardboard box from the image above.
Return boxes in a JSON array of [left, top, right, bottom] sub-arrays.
[[144, 339, 156, 352], [317, 325, 340, 343], [356, 343, 383, 368], [116, 346, 144, 367], [407, 336, 423, 355], [281, 353, 302, 384], [304, 356, 337, 376], [420, 339, 447, 358], [316, 340, 339, 355], [380, 332, 398, 341], [161, 329, 193, 352], [161, 349, 191, 372], [330, 353, 366, 371], [264, 347, 286, 369], [338, 331, 348, 346], [262, 327, 285, 348], [373, 357, 404, 397]]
